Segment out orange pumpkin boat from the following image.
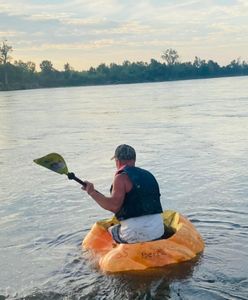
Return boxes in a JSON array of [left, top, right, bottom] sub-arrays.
[[82, 210, 205, 273]]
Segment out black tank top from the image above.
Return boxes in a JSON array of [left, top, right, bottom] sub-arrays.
[[113, 166, 163, 221]]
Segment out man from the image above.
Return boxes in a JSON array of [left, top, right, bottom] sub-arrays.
[[82, 144, 164, 243]]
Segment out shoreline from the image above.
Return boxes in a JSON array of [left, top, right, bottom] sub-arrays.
[[1, 73, 247, 92]]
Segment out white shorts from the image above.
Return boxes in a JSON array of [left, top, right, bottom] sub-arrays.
[[109, 214, 164, 244]]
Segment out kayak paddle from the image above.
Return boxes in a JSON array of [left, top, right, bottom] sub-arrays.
[[33, 153, 86, 187]]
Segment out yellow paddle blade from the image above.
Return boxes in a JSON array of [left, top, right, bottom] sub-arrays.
[[33, 153, 68, 175]]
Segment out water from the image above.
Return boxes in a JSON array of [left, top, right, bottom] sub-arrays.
[[0, 77, 247, 299]]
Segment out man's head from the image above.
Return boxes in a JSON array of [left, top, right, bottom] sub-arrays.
[[112, 144, 136, 163]]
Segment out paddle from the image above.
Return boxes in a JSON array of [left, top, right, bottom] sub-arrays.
[[33, 153, 87, 187]]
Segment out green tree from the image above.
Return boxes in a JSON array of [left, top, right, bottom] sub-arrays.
[[193, 56, 204, 68], [206, 60, 220, 75], [96, 63, 109, 74], [161, 49, 179, 65], [148, 59, 167, 81], [40, 60, 54, 73], [15, 60, 36, 73], [64, 62, 73, 72], [39, 60, 59, 87], [63, 62, 74, 81], [13, 60, 37, 88], [0, 40, 13, 87], [0, 40, 12, 64]]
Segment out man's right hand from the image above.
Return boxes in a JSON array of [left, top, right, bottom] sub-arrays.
[[82, 181, 95, 195]]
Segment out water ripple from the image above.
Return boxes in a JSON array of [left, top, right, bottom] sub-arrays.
[[1, 78, 248, 300]]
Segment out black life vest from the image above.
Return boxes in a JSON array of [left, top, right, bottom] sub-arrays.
[[113, 166, 163, 221]]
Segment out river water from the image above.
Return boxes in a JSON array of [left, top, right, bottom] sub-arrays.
[[0, 77, 247, 299]]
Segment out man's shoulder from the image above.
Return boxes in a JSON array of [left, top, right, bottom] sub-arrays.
[[114, 172, 132, 192], [115, 172, 129, 181]]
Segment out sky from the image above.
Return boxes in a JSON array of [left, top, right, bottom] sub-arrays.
[[0, 0, 248, 71]]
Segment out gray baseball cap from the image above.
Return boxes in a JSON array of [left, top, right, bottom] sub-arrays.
[[111, 144, 136, 161]]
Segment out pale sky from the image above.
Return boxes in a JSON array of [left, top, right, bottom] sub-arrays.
[[1, 0, 248, 71]]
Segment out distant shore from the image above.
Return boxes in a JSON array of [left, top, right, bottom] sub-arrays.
[[1, 49, 248, 91], [1, 73, 248, 92]]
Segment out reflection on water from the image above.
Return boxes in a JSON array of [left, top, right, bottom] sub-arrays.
[[110, 257, 202, 300], [6, 256, 201, 300], [0, 77, 248, 299]]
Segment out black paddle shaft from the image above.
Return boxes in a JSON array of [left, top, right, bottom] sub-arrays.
[[67, 172, 102, 195], [67, 172, 87, 187]]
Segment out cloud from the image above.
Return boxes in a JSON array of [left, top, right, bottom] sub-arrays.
[[27, 39, 116, 51], [25, 12, 73, 22], [0, 30, 25, 38], [0, 0, 247, 68], [61, 17, 107, 26], [93, 21, 155, 35]]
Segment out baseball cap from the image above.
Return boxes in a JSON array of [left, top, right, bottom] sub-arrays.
[[111, 144, 136, 161]]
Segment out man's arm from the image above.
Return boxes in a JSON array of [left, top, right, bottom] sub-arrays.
[[83, 174, 126, 213]]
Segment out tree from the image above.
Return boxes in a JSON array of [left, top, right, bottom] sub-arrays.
[[14, 60, 36, 73], [206, 60, 220, 75], [193, 56, 204, 68], [64, 62, 73, 72], [96, 63, 109, 74], [0, 40, 13, 64], [26, 61, 36, 73], [40, 60, 54, 73], [39, 60, 60, 87], [161, 49, 179, 65], [0, 40, 13, 87], [122, 60, 131, 67], [63, 63, 74, 81], [13, 60, 37, 88], [148, 59, 166, 81]]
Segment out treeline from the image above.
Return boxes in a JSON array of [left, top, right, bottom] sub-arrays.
[[0, 43, 248, 91]]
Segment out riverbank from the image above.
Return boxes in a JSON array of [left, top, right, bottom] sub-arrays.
[[1, 73, 248, 92], [1, 57, 248, 91]]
